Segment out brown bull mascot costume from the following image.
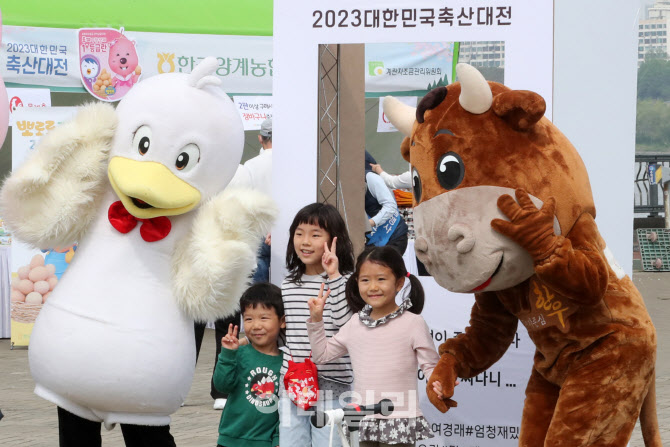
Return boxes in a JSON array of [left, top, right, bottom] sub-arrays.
[[384, 63, 661, 447]]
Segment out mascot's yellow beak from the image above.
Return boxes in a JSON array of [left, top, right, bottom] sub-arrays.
[[108, 157, 201, 219]]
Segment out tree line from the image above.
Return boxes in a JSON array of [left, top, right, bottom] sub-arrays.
[[637, 57, 670, 152]]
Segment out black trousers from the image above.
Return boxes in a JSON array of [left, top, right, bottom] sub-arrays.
[[57, 407, 176, 447], [386, 233, 408, 256], [193, 311, 240, 399]]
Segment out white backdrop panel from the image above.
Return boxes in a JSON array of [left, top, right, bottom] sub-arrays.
[[272, 0, 638, 445], [273, 1, 552, 445]]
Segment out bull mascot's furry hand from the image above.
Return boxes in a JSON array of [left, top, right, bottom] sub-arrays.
[[426, 353, 458, 413]]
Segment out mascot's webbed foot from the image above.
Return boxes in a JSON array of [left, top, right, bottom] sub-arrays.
[[172, 188, 278, 322], [426, 354, 459, 413]]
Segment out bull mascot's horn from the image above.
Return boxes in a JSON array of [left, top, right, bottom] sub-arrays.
[[457, 63, 492, 114], [383, 97, 416, 137]]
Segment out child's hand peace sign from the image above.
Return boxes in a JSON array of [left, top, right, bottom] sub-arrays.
[[307, 282, 331, 323], [321, 237, 340, 279], [221, 323, 240, 351]]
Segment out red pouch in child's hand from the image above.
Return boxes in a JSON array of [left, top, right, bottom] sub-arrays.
[[283, 354, 319, 410]]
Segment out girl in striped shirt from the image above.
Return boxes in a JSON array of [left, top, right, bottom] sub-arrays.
[[279, 203, 355, 447]]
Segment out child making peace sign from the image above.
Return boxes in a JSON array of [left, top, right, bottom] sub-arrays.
[[307, 246, 454, 447], [213, 283, 284, 447], [280, 203, 356, 447]]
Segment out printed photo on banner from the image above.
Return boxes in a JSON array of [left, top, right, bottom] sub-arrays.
[[78, 28, 142, 102]]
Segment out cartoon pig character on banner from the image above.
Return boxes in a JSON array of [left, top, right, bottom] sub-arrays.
[[108, 36, 142, 99]]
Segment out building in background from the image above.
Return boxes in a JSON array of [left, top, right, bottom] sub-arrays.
[[638, 1, 670, 63], [458, 41, 505, 69]]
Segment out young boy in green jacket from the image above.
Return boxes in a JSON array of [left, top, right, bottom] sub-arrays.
[[214, 283, 285, 447]]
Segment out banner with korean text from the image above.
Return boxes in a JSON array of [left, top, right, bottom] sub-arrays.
[[4, 26, 461, 97], [1, 26, 274, 94], [9, 107, 78, 347], [272, 1, 553, 445], [7, 88, 51, 124], [366, 42, 457, 95], [233, 96, 273, 131]]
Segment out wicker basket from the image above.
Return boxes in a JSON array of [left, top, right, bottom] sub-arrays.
[[11, 301, 43, 324]]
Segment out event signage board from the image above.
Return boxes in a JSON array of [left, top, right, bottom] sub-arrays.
[[233, 95, 273, 131], [11, 107, 77, 174], [366, 42, 456, 95], [7, 87, 51, 125], [8, 26, 466, 97], [273, 0, 553, 445], [2, 26, 274, 94], [2, 26, 77, 88], [10, 107, 78, 347]]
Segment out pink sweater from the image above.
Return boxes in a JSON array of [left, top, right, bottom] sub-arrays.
[[306, 310, 439, 418]]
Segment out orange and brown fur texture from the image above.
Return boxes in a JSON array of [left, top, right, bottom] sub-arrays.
[[385, 65, 661, 447]]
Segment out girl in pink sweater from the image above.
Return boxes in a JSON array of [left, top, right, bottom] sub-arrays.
[[307, 246, 448, 447]]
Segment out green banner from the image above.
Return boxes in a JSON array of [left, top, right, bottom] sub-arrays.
[[1, 0, 273, 36]]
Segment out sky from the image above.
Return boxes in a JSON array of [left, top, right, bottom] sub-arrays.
[[639, 0, 659, 19]]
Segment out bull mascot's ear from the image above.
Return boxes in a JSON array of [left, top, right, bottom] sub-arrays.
[[492, 90, 546, 131]]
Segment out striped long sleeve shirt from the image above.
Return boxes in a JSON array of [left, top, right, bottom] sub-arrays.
[[281, 273, 353, 387]]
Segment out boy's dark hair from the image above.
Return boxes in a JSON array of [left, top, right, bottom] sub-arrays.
[[239, 282, 284, 318], [345, 246, 425, 314], [285, 202, 355, 283]]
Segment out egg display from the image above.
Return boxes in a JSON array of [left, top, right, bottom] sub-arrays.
[[10, 254, 58, 305], [92, 69, 112, 95]]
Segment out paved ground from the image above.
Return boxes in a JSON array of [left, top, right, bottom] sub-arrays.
[[0, 329, 224, 447], [630, 273, 670, 447], [0, 272, 668, 446]]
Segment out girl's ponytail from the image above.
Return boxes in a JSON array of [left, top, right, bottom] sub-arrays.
[[345, 273, 367, 314], [405, 273, 425, 314]]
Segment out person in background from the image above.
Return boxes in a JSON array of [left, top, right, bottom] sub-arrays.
[[365, 151, 409, 255], [369, 156, 431, 276], [194, 118, 274, 411], [229, 117, 273, 283], [370, 162, 412, 191]]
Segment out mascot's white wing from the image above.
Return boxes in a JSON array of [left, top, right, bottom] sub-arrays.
[[0, 103, 116, 248], [172, 187, 278, 321]]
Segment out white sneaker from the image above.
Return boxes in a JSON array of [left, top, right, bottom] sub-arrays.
[[213, 398, 227, 410]]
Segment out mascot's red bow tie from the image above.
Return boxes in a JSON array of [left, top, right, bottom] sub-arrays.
[[108, 201, 172, 242]]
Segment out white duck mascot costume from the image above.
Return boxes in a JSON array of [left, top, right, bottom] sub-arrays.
[[0, 57, 276, 442]]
